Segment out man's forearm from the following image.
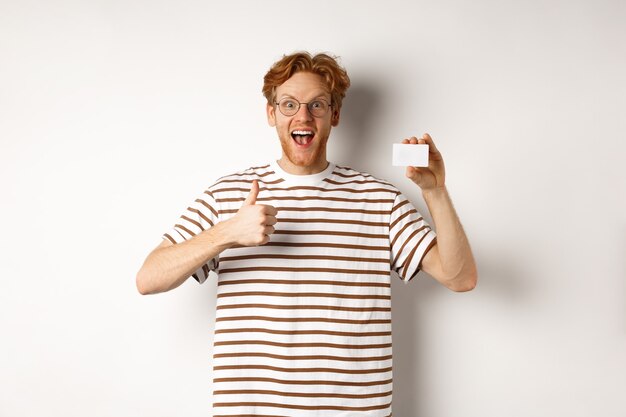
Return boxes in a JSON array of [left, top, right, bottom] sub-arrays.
[[422, 186, 477, 289], [136, 221, 233, 295]]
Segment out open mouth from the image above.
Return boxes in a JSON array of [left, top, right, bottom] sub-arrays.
[[291, 130, 314, 147]]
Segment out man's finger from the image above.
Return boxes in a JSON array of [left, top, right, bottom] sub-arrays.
[[406, 166, 422, 182], [263, 205, 278, 216], [422, 133, 440, 153], [243, 180, 259, 206]]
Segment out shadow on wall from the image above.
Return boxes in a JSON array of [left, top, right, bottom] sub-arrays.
[[472, 249, 529, 305], [332, 80, 385, 171], [391, 249, 527, 415], [389, 272, 423, 417]]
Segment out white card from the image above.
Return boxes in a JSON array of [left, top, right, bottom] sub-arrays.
[[392, 144, 429, 167]]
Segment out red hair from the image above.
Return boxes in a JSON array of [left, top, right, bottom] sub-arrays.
[[262, 51, 351, 110]]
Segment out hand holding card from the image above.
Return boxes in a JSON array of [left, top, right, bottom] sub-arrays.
[[400, 134, 446, 191]]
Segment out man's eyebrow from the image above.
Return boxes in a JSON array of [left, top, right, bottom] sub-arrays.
[[278, 93, 330, 100]]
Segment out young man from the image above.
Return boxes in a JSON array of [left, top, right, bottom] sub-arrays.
[[136, 52, 477, 416]]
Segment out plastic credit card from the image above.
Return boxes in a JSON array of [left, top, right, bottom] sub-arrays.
[[392, 143, 429, 167]]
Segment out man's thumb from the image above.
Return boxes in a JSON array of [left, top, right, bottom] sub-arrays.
[[243, 180, 259, 206]]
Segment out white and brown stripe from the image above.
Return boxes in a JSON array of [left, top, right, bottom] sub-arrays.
[[164, 162, 436, 417]]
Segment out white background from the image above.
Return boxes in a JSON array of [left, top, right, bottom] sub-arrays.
[[1, 0, 625, 416]]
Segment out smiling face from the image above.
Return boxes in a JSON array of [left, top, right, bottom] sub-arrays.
[[267, 71, 340, 175]]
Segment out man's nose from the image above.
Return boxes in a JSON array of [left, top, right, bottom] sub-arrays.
[[294, 103, 313, 121]]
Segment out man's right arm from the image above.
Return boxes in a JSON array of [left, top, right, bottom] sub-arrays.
[[135, 180, 276, 295], [136, 222, 232, 295]]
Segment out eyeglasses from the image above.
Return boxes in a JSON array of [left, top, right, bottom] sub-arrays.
[[274, 97, 333, 118]]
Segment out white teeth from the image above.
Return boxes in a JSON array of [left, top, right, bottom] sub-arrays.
[[292, 130, 313, 135]]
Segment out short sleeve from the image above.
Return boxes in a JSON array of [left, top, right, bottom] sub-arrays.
[[162, 189, 220, 284], [389, 192, 437, 284]]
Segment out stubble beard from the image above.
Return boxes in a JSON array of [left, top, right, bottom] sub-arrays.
[[279, 132, 329, 169]]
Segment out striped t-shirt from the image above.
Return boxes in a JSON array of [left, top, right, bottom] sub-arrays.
[[164, 161, 437, 417]]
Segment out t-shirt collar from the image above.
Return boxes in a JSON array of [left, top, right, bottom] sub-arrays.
[[269, 160, 335, 186]]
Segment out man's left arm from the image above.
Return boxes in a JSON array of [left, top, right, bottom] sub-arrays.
[[404, 133, 478, 292]]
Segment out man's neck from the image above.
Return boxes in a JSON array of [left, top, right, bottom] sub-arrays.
[[277, 158, 329, 175]]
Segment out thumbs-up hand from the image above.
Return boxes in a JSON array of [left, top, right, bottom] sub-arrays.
[[242, 178, 260, 206], [225, 180, 277, 246]]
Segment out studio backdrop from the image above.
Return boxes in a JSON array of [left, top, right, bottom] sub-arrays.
[[1, 1, 625, 416]]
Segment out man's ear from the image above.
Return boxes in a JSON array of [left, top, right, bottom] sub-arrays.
[[331, 108, 340, 127], [267, 102, 276, 127]]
